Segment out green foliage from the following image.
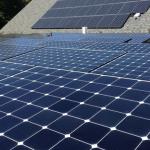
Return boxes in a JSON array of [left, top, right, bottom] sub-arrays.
[[0, 0, 31, 29]]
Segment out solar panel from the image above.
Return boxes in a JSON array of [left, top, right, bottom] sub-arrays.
[[77, 42, 150, 53], [133, 0, 150, 13], [119, 1, 138, 14], [52, 0, 150, 10], [0, 61, 32, 81], [32, 0, 150, 29], [93, 52, 150, 80], [110, 14, 130, 28], [38, 40, 150, 53], [0, 33, 150, 150], [0, 45, 43, 61], [0, 60, 150, 150], [80, 37, 130, 43], [128, 37, 150, 43], [0, 36, 50, 47], [81, 33, 150, 44], [0, 38, 6, 42], [7, 47, 125, 72]]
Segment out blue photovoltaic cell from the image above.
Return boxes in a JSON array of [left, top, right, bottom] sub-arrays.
[[0, 33, 150, 150]]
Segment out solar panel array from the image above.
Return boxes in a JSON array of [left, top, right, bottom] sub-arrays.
[[79, 34, 150, 43], [0, 33, 150, 150], [33, 0, 150, 29], [38, 40, 150, 52], [8, 47, 125, 72], [0, 36, 50, 46], [0, 45, 41, 61], [47, 33, 150, 43]]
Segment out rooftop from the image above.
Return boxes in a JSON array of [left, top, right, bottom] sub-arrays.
[[0, 1, 150, 150]]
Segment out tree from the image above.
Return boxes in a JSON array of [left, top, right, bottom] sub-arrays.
[[0, 0, 31, 29]]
